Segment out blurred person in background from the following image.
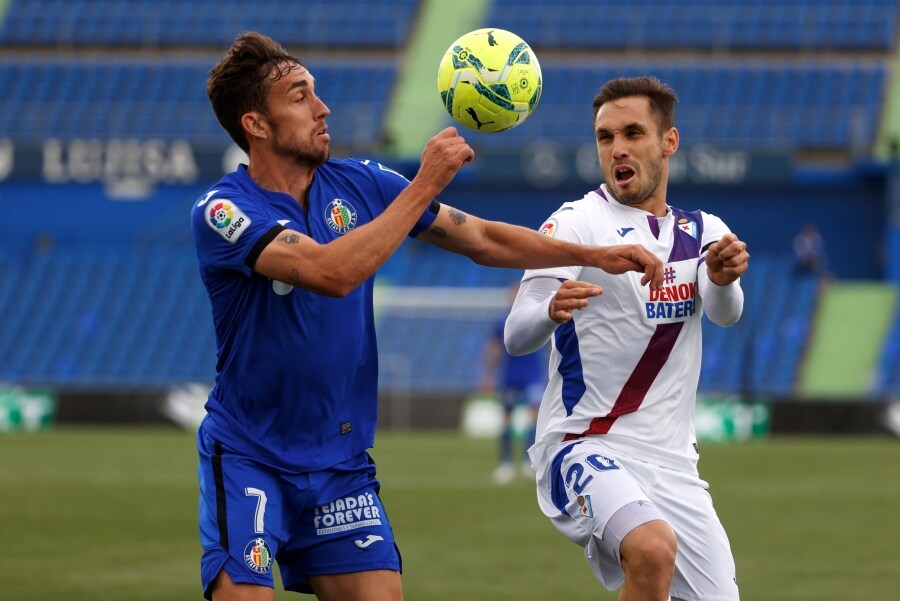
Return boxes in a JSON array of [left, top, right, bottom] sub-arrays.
[[479, 283, 548, 484], [192, 33, 664, 601], [505, 76, 749, 601], [792, 223, 829, 277]]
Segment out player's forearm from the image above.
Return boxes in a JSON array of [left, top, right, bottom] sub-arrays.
[[308, 181, 436, 296], [469, 221, 595, 269], [699, 266, 744, 326], [505, 277, 561, 355]]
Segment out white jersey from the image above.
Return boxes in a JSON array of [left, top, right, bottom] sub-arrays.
[[524, 184, 735, 475]]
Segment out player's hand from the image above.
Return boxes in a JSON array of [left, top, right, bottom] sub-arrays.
[[705, 233, 749, 286], [549, 280, 602, 324], [593, 245, 664, 290], [413, 127, 475, 197]]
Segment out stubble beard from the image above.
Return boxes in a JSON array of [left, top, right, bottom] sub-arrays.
[[274, 131, 329, 166], [607, 155, 664, 207]]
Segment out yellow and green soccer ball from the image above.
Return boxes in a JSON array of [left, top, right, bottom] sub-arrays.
[[437, 28, 542, 133]]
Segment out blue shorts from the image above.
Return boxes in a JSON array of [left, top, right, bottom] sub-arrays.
[[500, 383, 545, 411], [197, 427, 401, 599]]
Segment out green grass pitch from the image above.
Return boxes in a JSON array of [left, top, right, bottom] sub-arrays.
[[2, 427, 898, 600]]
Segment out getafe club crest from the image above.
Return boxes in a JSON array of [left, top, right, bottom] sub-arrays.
[[325, 198, 358, 234], [243, 537, 272, 574]]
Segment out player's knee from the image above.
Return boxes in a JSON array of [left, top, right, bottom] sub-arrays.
[[619, 520, 677, 577]]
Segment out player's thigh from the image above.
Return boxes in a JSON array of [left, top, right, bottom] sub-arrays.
[[649, 470, 739, 600], [544, 440, 652, 545], [309, 569, 402, 601], [277, 466, 402, 594], [209, 569, 275, 601], [198, 430, 286, 595]]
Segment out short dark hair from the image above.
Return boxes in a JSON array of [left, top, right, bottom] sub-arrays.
[[592, 76, 678, 132], [206, 32, 305, 152]]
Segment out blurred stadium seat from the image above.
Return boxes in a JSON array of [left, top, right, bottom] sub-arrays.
[[486, 0, 899, 50], [469, 61, 887, 151], [0, 59, 398, 150], [0, 249, 216, 389], [0, 0, 419, 47]]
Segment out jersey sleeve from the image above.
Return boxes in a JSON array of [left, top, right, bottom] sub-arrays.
[[191, 191, 284, 276], [521, 203, 592, 282], [699, 211, 732, 258], [359, 159, 437, 237]]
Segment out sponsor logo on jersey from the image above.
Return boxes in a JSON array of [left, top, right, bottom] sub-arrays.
[[354, 534, 384, 549], [617, 227, 634, 237], [677, 217, 697, 239], [539, 218, 558, 237], [645, 263, 697, 322], [325, 198, 358, 234], [314, 492, 383, 535], [577, 495, 593, 518], [207, 200, 251, 243], [243, 537, 272, 574]]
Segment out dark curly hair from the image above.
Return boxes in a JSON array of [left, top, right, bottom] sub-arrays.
[[207, 32, 305, 151], [592, 76, 678, 133]]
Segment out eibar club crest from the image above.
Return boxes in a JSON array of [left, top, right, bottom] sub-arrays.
[[677, 217, 697, 239], [325, 198, 358, 234], [577, 494, 593, 518]]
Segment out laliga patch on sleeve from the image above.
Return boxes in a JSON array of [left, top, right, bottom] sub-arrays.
[[206, 199, 252, 243], [539, 218, 558, 237]]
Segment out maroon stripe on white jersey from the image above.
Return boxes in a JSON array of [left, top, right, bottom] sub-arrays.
[[563, 322, 684, 440]]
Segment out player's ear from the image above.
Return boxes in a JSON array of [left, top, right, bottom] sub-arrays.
[[662, 127, 679, 157], [242, 111, 269, 142]]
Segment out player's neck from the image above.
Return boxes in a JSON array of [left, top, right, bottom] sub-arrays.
[[638, 195, 668, 217], [246, 155, 317, 209], [614, 192, 668, 217]]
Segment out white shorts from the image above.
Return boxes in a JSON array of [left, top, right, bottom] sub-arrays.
[[532, 438, 739, 601]]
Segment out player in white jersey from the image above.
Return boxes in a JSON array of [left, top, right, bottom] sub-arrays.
[[505, 77, 749, 601]]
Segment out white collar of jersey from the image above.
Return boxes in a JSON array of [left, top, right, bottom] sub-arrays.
[[598, 184, 672, 219]]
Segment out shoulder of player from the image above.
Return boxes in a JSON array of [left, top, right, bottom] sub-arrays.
[[316, 158, 410, 186], [192, 181, 251, 213], [328, 157, 400, 176], [550, 191, 612, 220]]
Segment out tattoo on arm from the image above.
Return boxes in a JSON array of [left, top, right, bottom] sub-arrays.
[[448, 209, 467, 226], [288, 268, 302, 285], [279, 232, 301, 245], [430, 226, 447, 239]]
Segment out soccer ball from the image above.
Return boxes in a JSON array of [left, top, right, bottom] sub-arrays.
[[437, 28, 542, 133]]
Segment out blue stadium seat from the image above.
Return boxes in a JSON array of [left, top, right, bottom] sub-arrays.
[[484, 0, 899, 50], [0, 249, 216, 389], [0, 59, 398, 151], [0, 0, 420, 47], [699, 255, 821, 396], [458, 61, 887, 152]]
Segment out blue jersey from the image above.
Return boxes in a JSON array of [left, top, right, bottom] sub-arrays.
[[191, 160, 436, 471], [492, 319, 547, 391]]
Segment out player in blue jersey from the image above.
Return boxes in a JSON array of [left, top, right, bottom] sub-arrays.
[[192, 32, 665, 601], [480, 284, 548, 484]]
